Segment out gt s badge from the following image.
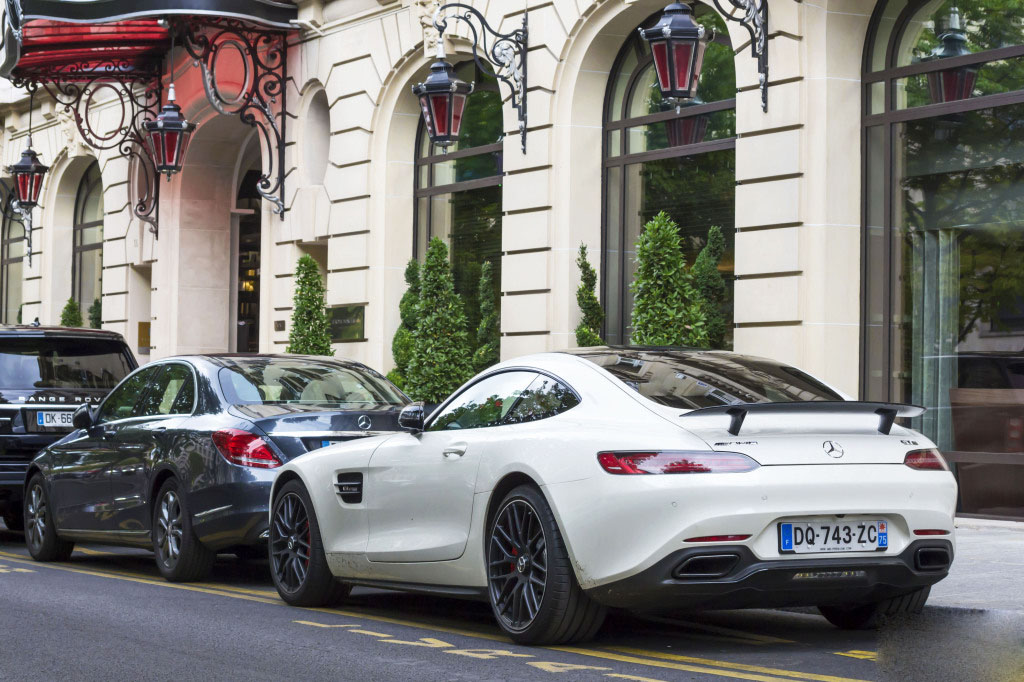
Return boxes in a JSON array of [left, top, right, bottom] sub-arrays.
[[822, 440, 845, 458]]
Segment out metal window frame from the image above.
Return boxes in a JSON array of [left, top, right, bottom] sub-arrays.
[[859, 0, 1024, 473], [600, 11, 737, 344], [0, 190, 24, 324], [71, 160, 103, 308]]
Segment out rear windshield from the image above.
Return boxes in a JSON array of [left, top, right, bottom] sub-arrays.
[[576, 350, 843, 409], [0, 337, 134, 390], [218, 358, 406, 407]]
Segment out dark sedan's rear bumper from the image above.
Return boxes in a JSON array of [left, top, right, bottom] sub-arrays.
[[190, 480, 273, 552], [584, 540, 953, 612]]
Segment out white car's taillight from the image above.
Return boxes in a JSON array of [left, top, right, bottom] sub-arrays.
[[904, 448, 949, 471], [597, 451, 760, 475]]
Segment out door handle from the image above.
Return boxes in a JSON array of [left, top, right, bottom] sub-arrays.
[[442, 443, 467, 458]]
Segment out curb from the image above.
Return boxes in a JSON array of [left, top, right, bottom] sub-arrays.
[[954, 517, 1024, 532]]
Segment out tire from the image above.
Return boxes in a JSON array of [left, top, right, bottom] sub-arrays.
[[270, 479, 349, 607], [819, 586, 931, 629], [3, 506, 24, 532], [486, 485, 606, 645], [23, 475, 74, 561], [152, 478, 214, 582]]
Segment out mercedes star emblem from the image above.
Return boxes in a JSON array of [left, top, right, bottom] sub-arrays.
[[357, 415, 372, 430], [822, 440, 845, 458]]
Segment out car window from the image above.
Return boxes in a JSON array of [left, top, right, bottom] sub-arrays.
[[0, 337, 134, 390], [428, 371, 539, 431], [218, 358, 406, 407], [137, 364, 195, 417], [96, 366, 162, 424], [503, 374, 580, 425]]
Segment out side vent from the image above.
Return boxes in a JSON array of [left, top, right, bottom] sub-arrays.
[[335, 473, 363, 504]]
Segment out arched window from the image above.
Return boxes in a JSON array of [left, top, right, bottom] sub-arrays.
[[863, 0, 1024, 517], [414, 61, 503, 337], [0, 183, 24, 324], [602, 6, 736, 346], [72, 161, 103, 316]]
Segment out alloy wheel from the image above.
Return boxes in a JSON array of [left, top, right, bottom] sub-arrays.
[[271, 492, 311, 593], [154, 490, 183, 566], [487, 499, 548, 631], [25, 483, 46, 550]]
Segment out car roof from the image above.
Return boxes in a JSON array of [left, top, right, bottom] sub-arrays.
[[171, 353, 373, 370], [0, 324, 127, 341]]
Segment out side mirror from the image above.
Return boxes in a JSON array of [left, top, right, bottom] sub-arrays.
[[72, 404, 94, 430], [398, 403, 425, 433]]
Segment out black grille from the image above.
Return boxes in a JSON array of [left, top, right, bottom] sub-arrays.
[[335, 473, 363, 503]]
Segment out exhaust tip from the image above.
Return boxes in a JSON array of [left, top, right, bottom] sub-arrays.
[[673, 553, 740, 579], [915, 546, 951, 571]]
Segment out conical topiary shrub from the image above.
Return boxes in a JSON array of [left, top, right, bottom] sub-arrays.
[[472, 260, 499, 372], [287, 254, 333, 356], [387, 259, 420, 389], [574, 243, 603, 347], [60, 298, 83, 327]]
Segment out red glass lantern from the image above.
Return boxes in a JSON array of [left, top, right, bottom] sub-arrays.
[[6, 138, 48, 209], [666, 111, 708, 147], [143, 83, 196, 179], [922, 5, 977, 104], [412, 53, 474, 150], [639, 3, 707, 103]]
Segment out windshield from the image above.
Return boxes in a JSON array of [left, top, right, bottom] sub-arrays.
[[575, 349, 843, 409], [218, 358, 406, 407], [0, 337, 134, 390]]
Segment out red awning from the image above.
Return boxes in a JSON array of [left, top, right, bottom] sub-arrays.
[[13, 20, 169, 80]]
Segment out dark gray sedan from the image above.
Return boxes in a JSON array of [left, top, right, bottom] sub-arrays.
[[22, 354, 408, 581]]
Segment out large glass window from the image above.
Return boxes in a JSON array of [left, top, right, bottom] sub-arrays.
[[73, 161, 103, 316], [414, 61, 502, 337], [863, 0, 1024, 519], [603, 6, 736, 346], [0, 183, 24, 324]]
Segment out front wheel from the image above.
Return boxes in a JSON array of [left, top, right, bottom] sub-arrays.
[[486, 485, 606, 644], [819, 586, 931, 629], [24, 475, 74, 561], [152, 478, 214, 582], [270, 479, 349, 606]]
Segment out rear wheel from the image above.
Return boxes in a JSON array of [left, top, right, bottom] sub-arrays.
[[819, 586, 931, 629], [24, 475, 74, 561], [486, 485, 606, 644], [152, 478, 214, 582], [270, 479, 349, 606]]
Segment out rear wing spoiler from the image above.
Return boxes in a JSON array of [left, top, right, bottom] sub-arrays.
[[678, 401, 925, 436]]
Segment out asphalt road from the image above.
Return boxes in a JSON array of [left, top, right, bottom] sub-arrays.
[[0, 523, 1020, 682]]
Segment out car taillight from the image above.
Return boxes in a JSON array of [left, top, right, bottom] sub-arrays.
[[212, 429, 282, 469], [684, 535, 751, 542], [597, 451, 759, 474], [913, 529, 951, 536], [904, 448, 948, 471]]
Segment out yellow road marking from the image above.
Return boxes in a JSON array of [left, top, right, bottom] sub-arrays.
[[292, 620, 358, 628], [552, 647, 867, 682], [75, 547, 117, 556], [2, 549, 869, 682], [606, 675, 668, 682], [833, 651, 877, 662], [381, 637, 453, 649], [528, 662, 612, 673], [608, 647, 871, 682]]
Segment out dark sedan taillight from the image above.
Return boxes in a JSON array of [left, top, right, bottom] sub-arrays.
[[597, 451, 759, 474], [212, 429, 282, 469]]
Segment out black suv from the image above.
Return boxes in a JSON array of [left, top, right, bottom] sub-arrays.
[[0, 326, 136, 530]]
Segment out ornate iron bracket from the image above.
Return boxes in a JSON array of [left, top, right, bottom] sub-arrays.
[[709, 0, 768, 112], [9, 69, 163, 234], [180, 17, 288, 218], [432, 3, 528, 153]]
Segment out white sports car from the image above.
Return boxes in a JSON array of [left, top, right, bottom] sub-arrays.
[[269, 347, 957, 644]]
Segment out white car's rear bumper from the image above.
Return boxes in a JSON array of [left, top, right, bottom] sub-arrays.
[[544, 463, 957, 609]]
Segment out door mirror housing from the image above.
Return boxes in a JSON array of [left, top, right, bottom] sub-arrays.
[[72, 404, 94, 430], [398, 403, 425, 433]]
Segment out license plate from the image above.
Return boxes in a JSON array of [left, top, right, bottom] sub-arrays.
[[320, 440, 338, 448], [779, 519, 888, 554], [36, 410, 75, 428]]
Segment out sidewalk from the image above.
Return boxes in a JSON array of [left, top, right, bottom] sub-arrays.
[[927, 518, 1024, 612]]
